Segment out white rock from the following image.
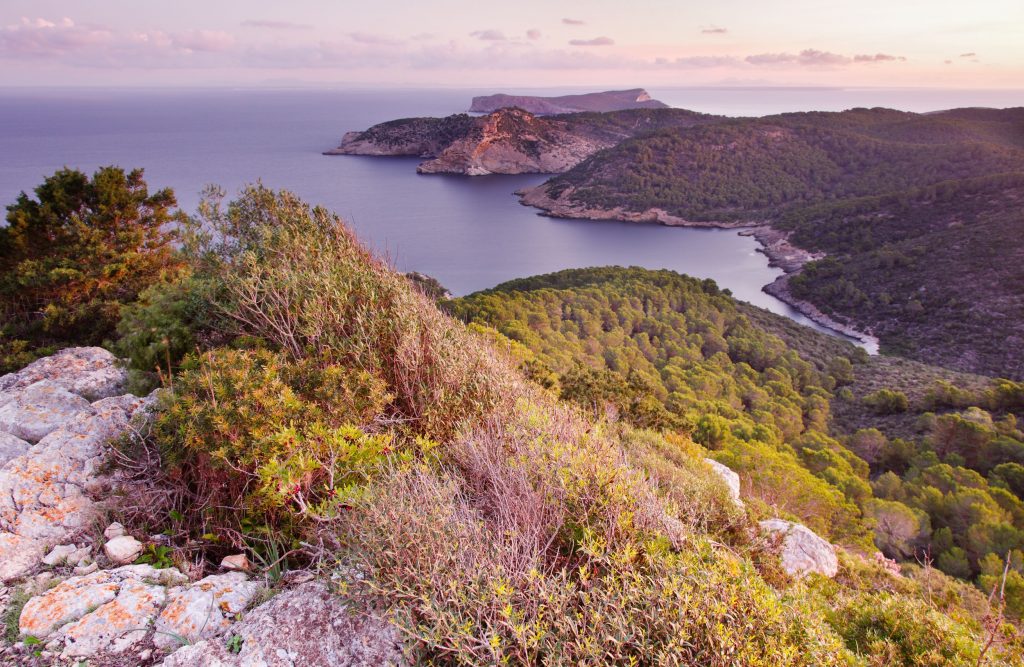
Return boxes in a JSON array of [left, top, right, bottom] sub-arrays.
[[760, 518, 839, 578], [104, 536, 144, 564], [73, 562, 99, 576], [0, 533, 45, 581], [153, 572, 260, 650], [0, 347, 127, 402], [161, 582, 407, 667], [104, 522, 126, 540], [0, 380, 94, 443], [704, 458, 743, 505], [220, 554, 251, 572], [42, 544, 78, 567], [18, 564, 186, 658], [0, 431, 30, 467]]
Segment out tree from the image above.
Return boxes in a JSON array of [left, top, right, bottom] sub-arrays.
[[865, 498, 930, 559], [0, 167, 184, 372]]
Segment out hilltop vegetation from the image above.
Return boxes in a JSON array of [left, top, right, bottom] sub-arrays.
[[521, 106, 1024, 378], [450, 267, 1024, 628], [4, 169, 1024, 664]]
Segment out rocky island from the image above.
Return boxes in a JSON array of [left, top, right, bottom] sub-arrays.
[[468, 88, 669, 114], [325, 106, 716, 175]]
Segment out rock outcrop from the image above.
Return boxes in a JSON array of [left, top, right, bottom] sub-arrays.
[[327, 108, 615, 176], [759, 518, 839, 578], [326, 107, 716, 176], [469, 88, 669, 115], [0, 347, 148, 582], [161, 581, 407, 667], [704, 458, 743, 505]]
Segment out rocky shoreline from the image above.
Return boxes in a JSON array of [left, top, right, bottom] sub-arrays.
[[518, 184, 881, 352]]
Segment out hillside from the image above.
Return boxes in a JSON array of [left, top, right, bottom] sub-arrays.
[[451, 266, 1024, 631], [519, 107, 1024, 377], [469, 88, 669, 114], [4, 173, 1023, 665], [325, 107, 719, 175]]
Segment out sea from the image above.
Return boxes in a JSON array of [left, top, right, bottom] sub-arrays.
[[2, 86, 1022, 348]]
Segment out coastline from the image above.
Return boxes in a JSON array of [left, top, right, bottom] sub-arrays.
[[518, 183, 881, 352]]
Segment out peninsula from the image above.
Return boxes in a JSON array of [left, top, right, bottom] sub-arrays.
[[468, 88, 669, 114]]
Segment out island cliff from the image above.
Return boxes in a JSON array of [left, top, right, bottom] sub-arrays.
[[326, 106, 716, 175]]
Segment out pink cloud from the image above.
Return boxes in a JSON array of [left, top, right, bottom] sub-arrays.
[[853, 53, 906, 63], [349, 31, 405, 46], [470, 29, 507, 41], [569, 36, 614, 47], [240, 20, 312, 31], [0, 17, 113, 58], [171, 29, 235, 53], [562, 18, 586, 26], [702, 27, 728, 34], [526, 29, 542, 40]]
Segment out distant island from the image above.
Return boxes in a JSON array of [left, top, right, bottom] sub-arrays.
[[325, 106, 715, 175], [468, 88, 669, 114]]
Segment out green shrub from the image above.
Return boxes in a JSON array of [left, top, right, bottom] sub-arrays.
[[0, 166, 184, 372], [830, 592, 982, 665], [864, 389, 910, 415], [151, 346, 392, 546]]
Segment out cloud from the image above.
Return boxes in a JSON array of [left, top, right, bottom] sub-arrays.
[[569, 36, 614, 46], [944, 59, 953, 65], [853, 53, 906, 62], [0, 17, 113, 58], [240, 20, 311, 30], [526, 29, 542, 40], [702, 27, 728, 34], [656, 55, 740, 68], [562, 18, 586, 26], [171, 29, 235, 53], [746, 48, 904, 67], [349, 31, 405, 46], [470, 29, 507, 41], [960, 52, 976, 57]]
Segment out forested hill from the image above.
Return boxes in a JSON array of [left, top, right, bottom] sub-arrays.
[[532, 106, 1024, 222], [523, 107, 1024, 378], [449, 266, 1024, 624]]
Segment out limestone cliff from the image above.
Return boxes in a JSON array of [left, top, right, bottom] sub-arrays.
[[326, 106, 717, 176]]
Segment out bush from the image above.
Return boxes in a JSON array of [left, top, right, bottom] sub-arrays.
[[151, 347, 392, 547], [0, 166, 184, 372], [864, 388, 910, 415], [830, 593, 982, 665]]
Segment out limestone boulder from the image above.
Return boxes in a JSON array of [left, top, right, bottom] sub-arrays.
[[0, 355, 151, 582], [704, 458, 742, 505], [18, 564, 188, 658], [0, 347, 127, 402], [104, 535, 144, 564], [0, 432, 30, 467], [161, 582, 407, 667], [759, 518, 838, 578], [0, 380, 94, 443], [152, 572, 261, 650]]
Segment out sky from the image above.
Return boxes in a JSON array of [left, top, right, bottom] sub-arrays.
[[0, 0, 1022, 88]]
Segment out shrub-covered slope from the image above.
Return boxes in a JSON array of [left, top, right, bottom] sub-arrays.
[[522, 107, 1024, 378], [5, 173, 1024, 664], [450, 266, 1024, 633]]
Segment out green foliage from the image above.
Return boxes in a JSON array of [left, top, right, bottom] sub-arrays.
[[864, 389, 910, 415], [830, 592, 982, 665], [134, 544, 176, 569], [3, 587, 30, 643], [0, 166, 184, 372], [450, 267, 871, 546], [151, 346, 392, 546]]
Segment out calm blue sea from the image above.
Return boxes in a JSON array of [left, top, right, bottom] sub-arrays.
[[2, 86, 1020, 345]]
